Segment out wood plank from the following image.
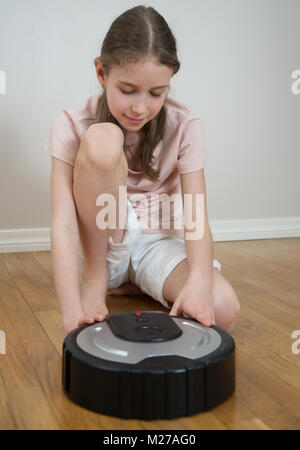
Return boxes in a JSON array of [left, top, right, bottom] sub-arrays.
[[34, 310, 64, 356], [0, 370, 16, 429], [31, 251, 53, 276], [3, 386, 60, 429], [0, 256, 17, 295], [1, 252, 53, 289], [236, 353, 300, 429]]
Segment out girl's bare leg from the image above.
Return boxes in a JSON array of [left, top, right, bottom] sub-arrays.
[[73, 123, 128, 316]]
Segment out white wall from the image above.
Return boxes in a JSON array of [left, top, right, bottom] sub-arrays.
[[0, 0, 299, 251]]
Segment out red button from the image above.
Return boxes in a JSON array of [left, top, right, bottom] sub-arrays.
[[136, 312, 142, 316]]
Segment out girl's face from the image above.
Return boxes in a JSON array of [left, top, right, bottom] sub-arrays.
[[94, 56, 173, 133]]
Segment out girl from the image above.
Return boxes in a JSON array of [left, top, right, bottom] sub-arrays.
[[44, 5, 240, 337]]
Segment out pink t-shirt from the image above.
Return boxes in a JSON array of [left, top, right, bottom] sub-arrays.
[[43, 95, 207, 238]]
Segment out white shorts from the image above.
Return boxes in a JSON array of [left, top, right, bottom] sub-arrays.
[[104, 199, 222, 309]]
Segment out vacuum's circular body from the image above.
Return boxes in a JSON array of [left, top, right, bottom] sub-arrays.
[[62, 311, 235, 420]]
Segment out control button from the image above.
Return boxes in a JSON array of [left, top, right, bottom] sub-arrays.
[[136, 317, 149, 323], [135, 325, 161, 335]]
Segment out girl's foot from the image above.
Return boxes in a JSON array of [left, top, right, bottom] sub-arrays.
[[107, 281, 144, 296]]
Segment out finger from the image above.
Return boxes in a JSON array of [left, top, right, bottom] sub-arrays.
[[184, 301, 213, 327], [206, 308, 216, 326], [78, 316, 95, 326], [212, 309, 216, 325], [64, 329, 71, 337], [194, 310, 212, 327], [169, 302, 180, 317], [211, 312, 216, 326], [95, 313, 106, 322]]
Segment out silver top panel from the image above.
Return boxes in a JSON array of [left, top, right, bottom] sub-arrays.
[[76, 316, 222, 364]]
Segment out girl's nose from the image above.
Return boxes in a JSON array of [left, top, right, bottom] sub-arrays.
[[131, 99, 147, 116], [131, 106, 146, 116]]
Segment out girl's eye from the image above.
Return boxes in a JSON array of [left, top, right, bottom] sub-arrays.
[[120, 89, 162, 98]]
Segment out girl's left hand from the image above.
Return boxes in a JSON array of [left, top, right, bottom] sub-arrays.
[[169, 277, 216, 327]]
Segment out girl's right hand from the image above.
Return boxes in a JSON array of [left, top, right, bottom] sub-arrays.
[[62, 312, 106, 337]]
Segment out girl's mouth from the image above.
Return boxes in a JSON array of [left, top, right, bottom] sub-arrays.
[[125, 116, 145, 124]]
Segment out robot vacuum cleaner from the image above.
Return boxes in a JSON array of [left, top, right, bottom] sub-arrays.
[[62, 311, 235, 420]]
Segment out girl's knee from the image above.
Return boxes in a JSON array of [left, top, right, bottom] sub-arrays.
[[224, 287, 240, 323], [85, 122, 124, 144], [228, 287, 240, 318], [81, 123, 125, 171], [214, 282, 240, 332]]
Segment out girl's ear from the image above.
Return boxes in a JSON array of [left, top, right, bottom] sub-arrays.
[[94, 58, 107, 88]]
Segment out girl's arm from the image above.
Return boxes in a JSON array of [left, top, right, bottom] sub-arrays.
[[180, 168, 214, 289], [169, 169, 215, 325], [50, 157, 84, 333]]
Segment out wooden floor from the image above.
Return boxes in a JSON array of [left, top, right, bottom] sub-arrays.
[[0, 237, 299, 430]]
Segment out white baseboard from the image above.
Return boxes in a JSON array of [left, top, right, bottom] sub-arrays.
[[210, 217, 300, 242], [0, 228, 51, 253], [0, 217, 300, 253]]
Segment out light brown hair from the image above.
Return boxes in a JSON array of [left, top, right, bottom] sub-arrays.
[[95, 5, 180, 181]]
